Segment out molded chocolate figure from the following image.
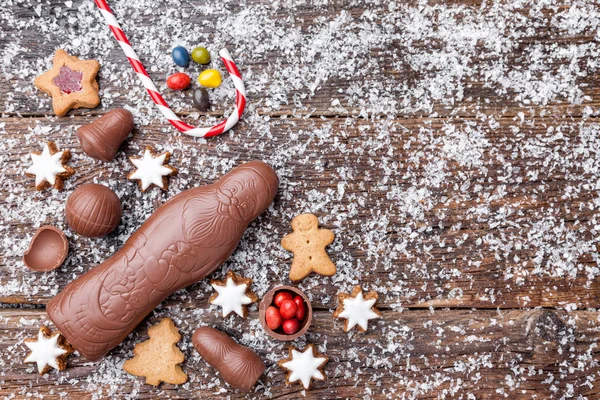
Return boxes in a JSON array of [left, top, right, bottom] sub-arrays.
[[47, 161, 278, 361], [76, 108, 134, 162]]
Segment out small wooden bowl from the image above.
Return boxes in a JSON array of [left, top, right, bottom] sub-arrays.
[[259, 285, 312, 341]]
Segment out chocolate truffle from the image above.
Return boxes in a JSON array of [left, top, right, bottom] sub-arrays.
[[65, 184, 121, 237], [47, 161, 279, 361], [76, 108, 134, 162], [193, 327, 265, 391], [23, 225, 68, 272]]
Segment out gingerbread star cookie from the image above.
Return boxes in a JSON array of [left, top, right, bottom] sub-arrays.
[[23, 327, 74, 374], [278, 344, 328, 389], [34, 49, 100, 116], [25, 141, 75, 190], [209, 271, 258, 319], [281, 213, 336, 281], [333, 285, 381, 332], [127, 146, 177, 192]]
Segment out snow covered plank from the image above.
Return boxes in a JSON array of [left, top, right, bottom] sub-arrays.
[[1, 0, 600, 118], [0, 308, 597, 399], [2, 116, 600, 310]]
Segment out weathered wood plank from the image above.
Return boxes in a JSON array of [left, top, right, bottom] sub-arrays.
[[0, 307, 598, 399], [1, 115, 600, 310], [1, 0, 599, 118]]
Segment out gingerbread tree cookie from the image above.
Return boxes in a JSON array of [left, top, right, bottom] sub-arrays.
[[23, 326, 74, 374], [123, 318, 187, 386], [34, 49, 100, 116], [128, 146, 177, 192], [278, 344, 328, 389], [25, 141, 75, 191], [333, 285, 381, 332], [210, 271, 258, 319], [281, 213, 336, 281]]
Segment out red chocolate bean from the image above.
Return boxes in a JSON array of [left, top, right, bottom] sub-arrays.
[[293, 296, 306, 320], [282, 318, 300, 334], [279, 299, 297, 319], [166, 72, 191, 90], [47, 161, 278, 361], [265, 306, 282, 330], [76, 108, 134, 162], [193, 327, 265, 391], [274, 291, 292, 308]]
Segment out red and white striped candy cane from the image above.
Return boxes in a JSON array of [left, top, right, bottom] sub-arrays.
[[94, 0, 246, 138]]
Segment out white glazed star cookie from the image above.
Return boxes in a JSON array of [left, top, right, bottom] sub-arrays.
[[278, 344, 328, 389], [127, 146, 177, 192], [25, 141, 75, 191], [333, 285, 381, 332], [23, 326, 74, 374], [209, 271, 258, 318]]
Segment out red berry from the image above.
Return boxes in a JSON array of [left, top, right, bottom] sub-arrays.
[[265, 306, 282, 330], [274, 291, 293, 308], [282, 318, 300, 334], [293, 296, 306, 320], [166, 72, 191, 90], [279, 300, 297, 319]]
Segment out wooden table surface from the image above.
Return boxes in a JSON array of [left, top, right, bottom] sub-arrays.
[[2, 0, 600, 398]]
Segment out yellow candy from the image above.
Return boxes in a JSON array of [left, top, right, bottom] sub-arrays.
[[198, 69, 222, 88]]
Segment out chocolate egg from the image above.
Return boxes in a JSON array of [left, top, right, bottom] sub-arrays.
[[23, 225, 69, 272], [65, 184, 121, 237]]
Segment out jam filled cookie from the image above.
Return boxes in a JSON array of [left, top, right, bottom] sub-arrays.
[[34, 50, 100, 116]]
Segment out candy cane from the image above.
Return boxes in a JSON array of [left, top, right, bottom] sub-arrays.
[[94, 0, 246, 138]]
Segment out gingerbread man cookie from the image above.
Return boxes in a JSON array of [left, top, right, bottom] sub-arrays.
[[281, 213, 336, 282], [34, 50, 100, 116]]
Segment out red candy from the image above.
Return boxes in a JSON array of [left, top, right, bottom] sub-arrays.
[[274, 291, 293, 308], [265, 306, 282, 330], [293, 296, 306, 320], [282, 318, 300, 334], [279, 300, 297, 319], [166, 72, 191, 90]]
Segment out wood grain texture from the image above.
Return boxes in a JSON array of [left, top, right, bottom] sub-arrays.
[[2, 0, 600, 398], [2, 116, 600, 310], [0, 308, 598, 399]]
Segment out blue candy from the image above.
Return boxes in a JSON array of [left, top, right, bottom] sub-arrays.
[[171, 46, 190, 68]]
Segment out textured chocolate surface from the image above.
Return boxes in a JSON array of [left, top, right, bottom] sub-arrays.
[[65, 184, 122, 237], [47, 161, 278, 361], [192, 327, 265, 391], [23, 225, 68, 272], [76, 108, 133, 162], [259, 285, 312, 341]]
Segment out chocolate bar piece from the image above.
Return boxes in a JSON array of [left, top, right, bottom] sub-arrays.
[[47, 161, 278, 361]]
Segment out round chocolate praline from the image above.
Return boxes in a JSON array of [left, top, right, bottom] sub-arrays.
[[65, 184, 121, 237], [259, 285, 312, 341]]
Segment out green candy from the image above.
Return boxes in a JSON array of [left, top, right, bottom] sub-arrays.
[[191, 47, 211, 65]]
